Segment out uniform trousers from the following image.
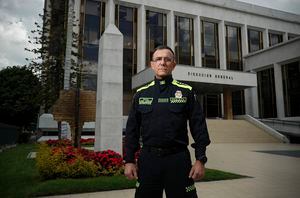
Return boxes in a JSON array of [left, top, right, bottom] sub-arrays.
[[135, 147, 198, 198]]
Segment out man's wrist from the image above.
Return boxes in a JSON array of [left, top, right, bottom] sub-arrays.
[[197, 156, 207, 165]]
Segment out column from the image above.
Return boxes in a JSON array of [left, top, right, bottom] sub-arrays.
[[167, 10, 175, 51], [194, 16, 201, 67], [283, 32, 289, 42], [137, 5, 146, 72], [223, 88, 233, 119], [220, 93, 224, 118], [218, 20, 226, 70], [241, 24, 248, 57], [263, 29, 269, 48], [244, 87, 259, 117], [273, 63, 285, 118], [105, 0, 115, 28], [95, 0, 123, 154]]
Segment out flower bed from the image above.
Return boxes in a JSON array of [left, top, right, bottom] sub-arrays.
[[36, 139, 123, 179]]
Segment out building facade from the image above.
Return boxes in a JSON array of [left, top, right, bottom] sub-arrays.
[[52, 0, 300, 121]]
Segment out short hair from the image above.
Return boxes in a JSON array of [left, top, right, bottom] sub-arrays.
[[151, 45, 175, 60]]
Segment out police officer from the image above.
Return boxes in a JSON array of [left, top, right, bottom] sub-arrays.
[[124, 45, 210, 198]]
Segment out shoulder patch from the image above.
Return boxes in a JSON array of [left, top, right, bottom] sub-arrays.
[[137, 81, 155, 92], [172, 80, 192, 90]]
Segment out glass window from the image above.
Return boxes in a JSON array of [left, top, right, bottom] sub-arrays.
[[115, 5, 138, 115], [282, 61, 300, 116], [257, 68, 277, 118], [203, 94, 222, 118], [82, 0, 105, 62], [232, 90, 245, 115], [268, 32, 283, 47], [175, 16, 194, 66], [146, 11, 167, 65], [201, 21, 219, 68], [81, 74, 97, 91], [288, 34, 299, 40], [248, 29, 263, 53], [226, 25, 243, 71]]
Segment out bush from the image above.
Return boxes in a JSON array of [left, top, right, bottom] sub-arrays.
[[36, 141, 124, 179], [36, 143, 98, 179]]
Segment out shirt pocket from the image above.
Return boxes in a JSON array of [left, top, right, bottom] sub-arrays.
[[137, 105, 153, 114], [168, 103, 186, 113]]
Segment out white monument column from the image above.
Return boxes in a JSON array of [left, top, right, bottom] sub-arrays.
[[95, 0, 123, 154]]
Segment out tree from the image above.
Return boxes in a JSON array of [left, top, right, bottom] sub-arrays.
[[25, 0, 83, 147], [25, 0, 68, 112], [0, 66, 42, 129]]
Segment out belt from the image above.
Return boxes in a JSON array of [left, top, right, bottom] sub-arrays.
[[143, 146, 187, 157]]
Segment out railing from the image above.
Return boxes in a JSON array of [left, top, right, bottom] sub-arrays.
[[235, 115, 290, 143], [258, 118, 300, 137]]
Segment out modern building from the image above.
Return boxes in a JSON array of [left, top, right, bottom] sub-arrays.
[[42, 0, 300, 140]]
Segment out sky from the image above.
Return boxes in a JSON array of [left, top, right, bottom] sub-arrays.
[[0, 0, 299, 70]]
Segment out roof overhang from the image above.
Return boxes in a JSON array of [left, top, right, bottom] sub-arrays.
[[132, 65, 257, 94]]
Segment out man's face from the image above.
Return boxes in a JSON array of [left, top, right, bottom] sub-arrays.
[[151, 49, 176, 79]]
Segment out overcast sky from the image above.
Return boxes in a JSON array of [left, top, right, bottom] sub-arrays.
[[0, 0, 299, 70]]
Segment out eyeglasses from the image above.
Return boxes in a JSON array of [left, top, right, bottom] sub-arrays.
[[152, 57, 174, 63]]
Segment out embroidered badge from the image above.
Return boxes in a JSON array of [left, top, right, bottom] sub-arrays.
[[170, 97, 187, 103], [139, 97, 153, 105], [175, 90, 182, 98], [158, 98, 169, 103]]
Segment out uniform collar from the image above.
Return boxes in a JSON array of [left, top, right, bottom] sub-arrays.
[[154, 75, 173, 86]]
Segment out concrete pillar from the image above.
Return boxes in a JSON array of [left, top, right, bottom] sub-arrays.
[[194, 16, 201, 67], [95, 23, 123, 154], [244, 87, 259, 117], [220, 93, 224, 117], [137, 5, 146, 72], [167, 10, 175, 51], [241, 24, 248, 58], [263, 29, 269, 48], [273, 63, 285, 118], [218, 20, 226, 70], [105, 0, 115, 28], [283, 32, 289, 42], [223, 88, 233, 119]]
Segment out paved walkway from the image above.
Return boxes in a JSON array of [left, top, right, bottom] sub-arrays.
[[41, 143, 300, 198]]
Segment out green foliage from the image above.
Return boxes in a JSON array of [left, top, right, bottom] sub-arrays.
[[0, 66, 41, 128]]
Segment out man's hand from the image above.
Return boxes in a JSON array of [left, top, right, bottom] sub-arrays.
[[189, 160, 205, 181], [124, 163, 138, 180]]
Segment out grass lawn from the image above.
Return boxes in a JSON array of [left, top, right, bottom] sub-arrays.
[[0, 144, 247, 197]]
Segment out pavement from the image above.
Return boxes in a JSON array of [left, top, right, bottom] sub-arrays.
[[41, 143, 300, 198]]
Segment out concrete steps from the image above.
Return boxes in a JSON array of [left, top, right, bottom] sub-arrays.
[[206, 119, 281, 143]]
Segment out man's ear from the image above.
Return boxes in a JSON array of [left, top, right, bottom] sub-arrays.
[[150, 61, 155, 70], [171, 61, 176, 71]]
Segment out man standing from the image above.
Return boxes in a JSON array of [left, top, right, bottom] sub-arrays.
[[124, 45, 210, 198]]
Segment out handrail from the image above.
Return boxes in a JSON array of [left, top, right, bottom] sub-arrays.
[[235, 115, 290, 143]]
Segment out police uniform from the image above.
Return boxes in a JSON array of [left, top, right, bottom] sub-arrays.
[[125, 75, 210, 198]]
